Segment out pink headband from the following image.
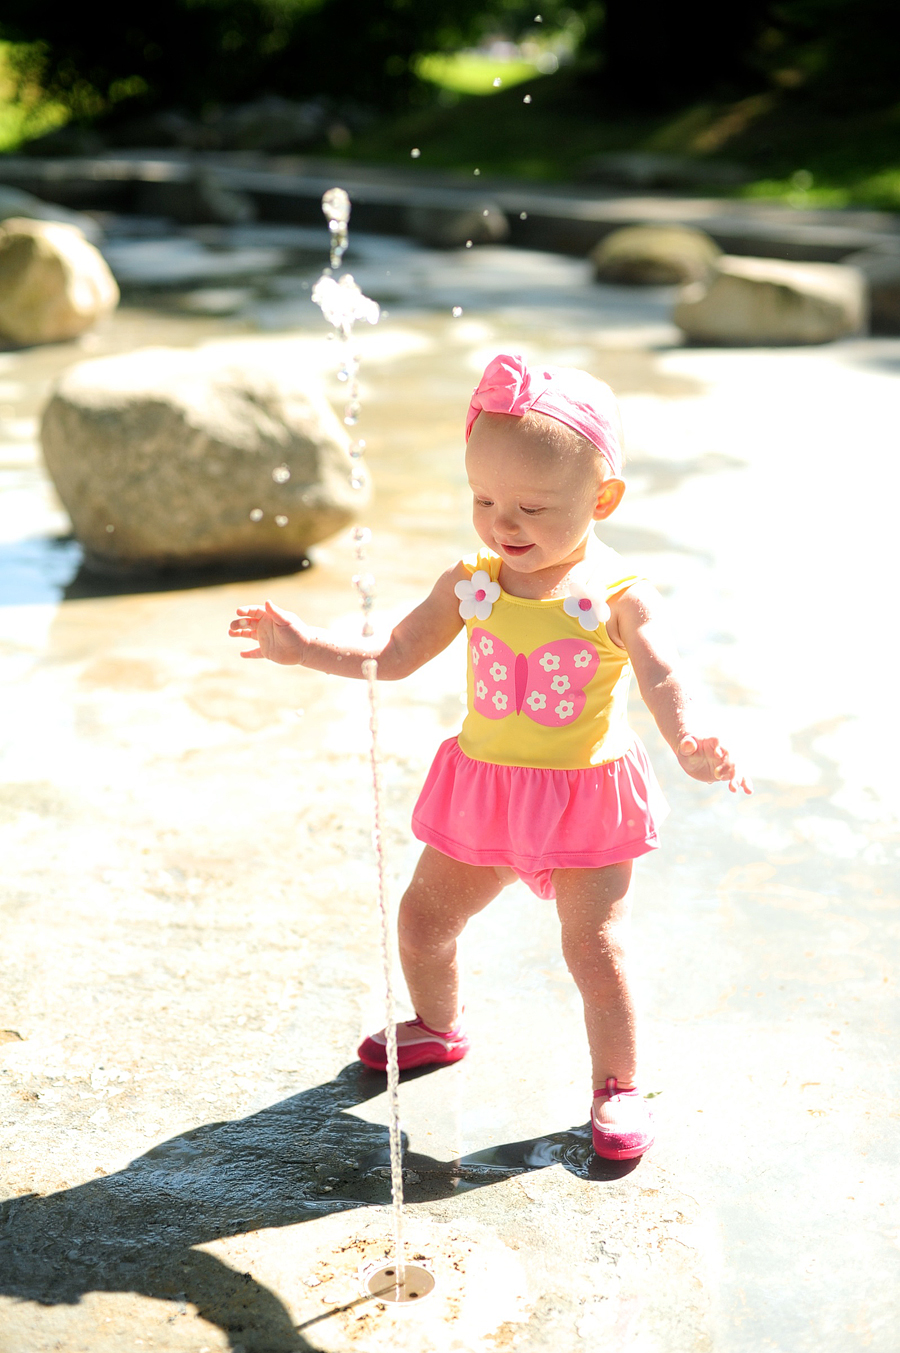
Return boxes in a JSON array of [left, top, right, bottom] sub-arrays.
[[465, 353, 622, 477]]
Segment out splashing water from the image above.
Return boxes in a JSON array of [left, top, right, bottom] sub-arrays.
[[313, 191, 406, 1297], [321, 186, 351, 270], [311, 272, 380, 456]]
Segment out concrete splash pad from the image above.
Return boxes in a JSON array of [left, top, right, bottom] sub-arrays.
[[0, 237, 898, 1351]]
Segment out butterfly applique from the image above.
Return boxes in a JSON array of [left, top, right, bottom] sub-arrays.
[[470, 627, 600, 728]]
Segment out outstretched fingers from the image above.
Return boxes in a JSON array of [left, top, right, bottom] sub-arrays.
[[678, 735, 752, 795], [228, 605, 264, 658]]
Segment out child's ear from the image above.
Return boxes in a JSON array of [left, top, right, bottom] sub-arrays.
[[593, 477, 625, 520]]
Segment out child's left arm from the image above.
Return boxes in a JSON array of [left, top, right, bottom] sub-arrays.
[[609, 582, 752, 795]]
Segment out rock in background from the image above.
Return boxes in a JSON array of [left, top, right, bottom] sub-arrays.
[[0, 187, 102, 243], [843, 246, 900, 333], [591, 224, 721, 285], [134, 168, 257, 226], [0, 219, 119, 346], [673, 255, 867, 345], [41, 345, 367, 575], [405, 202, 509, 249]]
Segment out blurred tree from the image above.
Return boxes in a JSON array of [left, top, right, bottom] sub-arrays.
[[769, 0, 900, 109], [575, 0, 900, 112], [1, 0, 897, 126], [0, 0, 508, 119], [584, 0, 772, 109]]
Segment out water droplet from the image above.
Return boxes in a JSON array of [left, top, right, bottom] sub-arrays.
[[482, 209, 489, 217], [452, 306, 463, 317], [473, 168, 481, 176], [492, 78, 502, 88], [534, 13, 543, 22], [272, 464, 290, 483], [465, 240, 473, 249], [357, 439, 366, 449], [275, 515, 288, 527], [520, 211, 528, 220], [410, 147, 421, 158], [352, 526, 371, 545], [249, 508, 263, 522], [523, 95, 532, 104], [349, 445, 363, 459], [105, 523, 115, 533], [351, 475, 365, 489]]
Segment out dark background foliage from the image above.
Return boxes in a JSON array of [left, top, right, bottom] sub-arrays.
[[1, 0, 898, 123]]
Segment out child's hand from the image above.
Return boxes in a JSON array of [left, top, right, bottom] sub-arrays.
[[677, 735, 752, 795], [228, 601, 309, 665]]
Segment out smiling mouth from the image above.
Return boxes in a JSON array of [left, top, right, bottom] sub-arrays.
[[500, 542, 533, 556]]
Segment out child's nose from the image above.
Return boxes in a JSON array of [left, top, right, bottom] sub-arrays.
[[495, 507, 519, 534]]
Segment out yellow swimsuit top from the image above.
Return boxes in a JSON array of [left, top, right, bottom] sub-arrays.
[[457, 540, 642, 770]]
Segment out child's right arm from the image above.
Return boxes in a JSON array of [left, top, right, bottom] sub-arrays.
[[228, 561, 467, 681]]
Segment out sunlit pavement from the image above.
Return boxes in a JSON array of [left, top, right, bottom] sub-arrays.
[[0, 235, 896, 1351]]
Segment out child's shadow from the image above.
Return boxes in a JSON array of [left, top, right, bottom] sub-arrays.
[[0, 1062, 634, 1351]]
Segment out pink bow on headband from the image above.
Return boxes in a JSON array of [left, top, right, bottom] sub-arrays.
[[465, 353, 622, 477]]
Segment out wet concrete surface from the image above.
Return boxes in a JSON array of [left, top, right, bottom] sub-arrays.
[[0, 234, 897, 1351]]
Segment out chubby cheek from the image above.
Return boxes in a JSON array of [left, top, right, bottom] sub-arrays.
[[472, 504, 493, 542]]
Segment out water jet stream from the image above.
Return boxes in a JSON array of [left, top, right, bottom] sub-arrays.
[[313, 189, 406, 1300]]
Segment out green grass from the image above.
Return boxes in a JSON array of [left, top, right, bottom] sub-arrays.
[[0, 43, 70, 153], [414, 52, 547, 97]]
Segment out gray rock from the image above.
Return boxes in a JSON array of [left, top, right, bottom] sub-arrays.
[[214, 96, 330, 153], [0, 186, 101, 243], [135, 169, 256, 226], [673, 255, 867, 345], [843, 246, 900, 333], [40, 344, 367, 575], [0, 218, 118, 346], [581, 152, 751, 190], [405, 202, 509, 249], [591, 224, 721, 285]]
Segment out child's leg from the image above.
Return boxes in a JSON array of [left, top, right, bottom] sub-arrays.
[[398, 845, 504, 1033], [553, 861, 637, 1093]]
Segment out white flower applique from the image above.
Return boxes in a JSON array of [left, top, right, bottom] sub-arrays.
[[455, 569, 501, 621], [563, 579, 611, 632]]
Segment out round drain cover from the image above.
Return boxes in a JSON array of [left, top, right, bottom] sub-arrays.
[[361, 1261, 436, 1304]]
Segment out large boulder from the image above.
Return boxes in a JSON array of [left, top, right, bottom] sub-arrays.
[[673, 255, 867, 345], [40, 345, 368, 575], [0, 219, 118, 346], [843, 247, 900, 334], [591, 224, 721, 285]]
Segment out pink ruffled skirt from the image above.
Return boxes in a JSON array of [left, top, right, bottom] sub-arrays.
[[411, 737, 668, 900]]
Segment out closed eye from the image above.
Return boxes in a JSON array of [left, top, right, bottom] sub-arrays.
[[520, 507, 545, 515]]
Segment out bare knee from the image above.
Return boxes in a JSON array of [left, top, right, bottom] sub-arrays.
[[398, 890, 458, 960], [560, 919, 630, 999]]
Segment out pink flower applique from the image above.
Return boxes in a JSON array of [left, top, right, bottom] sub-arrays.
[[455, 569, 501, 621], [563, 582, 610, 632]]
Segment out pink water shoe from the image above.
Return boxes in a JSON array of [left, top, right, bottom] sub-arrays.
[[591, 1077, 655, 1160], [358, 1016, 469, 1072]]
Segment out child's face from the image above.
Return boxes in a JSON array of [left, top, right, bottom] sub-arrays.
[[465, 412, 623, 576]]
